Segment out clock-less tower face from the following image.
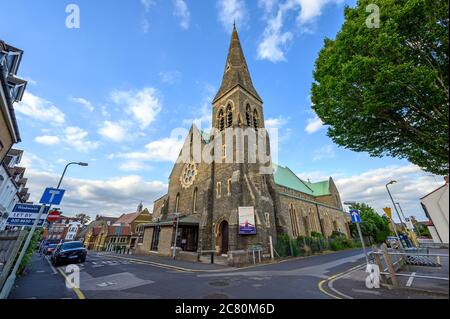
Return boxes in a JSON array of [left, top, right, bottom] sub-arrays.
[[180, 162, 197, 189]]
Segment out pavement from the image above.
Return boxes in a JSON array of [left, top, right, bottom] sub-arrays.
[[8, 248, 448, 299], [319, 248, 449, 299]]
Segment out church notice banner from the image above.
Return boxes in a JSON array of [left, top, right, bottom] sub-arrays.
[[238, 207, 256, 235]]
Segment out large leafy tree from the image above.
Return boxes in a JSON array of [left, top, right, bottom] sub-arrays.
[[349, 203, 391, 244], [311, 0, 448, 175]]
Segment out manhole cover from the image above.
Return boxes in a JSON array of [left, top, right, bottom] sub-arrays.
[[203, 293, 229, 299], [209, 280, 230, 287]]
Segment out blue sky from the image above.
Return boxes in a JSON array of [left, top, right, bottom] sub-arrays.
[[0, 0, 443, 220]]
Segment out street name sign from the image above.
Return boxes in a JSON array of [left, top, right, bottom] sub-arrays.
[[39, 188, 65, 205], [350, 209, 361, 223], [6, 204, 50, 227]]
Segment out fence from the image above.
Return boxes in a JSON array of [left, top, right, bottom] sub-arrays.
[[370, 243, 449, 289], [0, 230, 27, 291]]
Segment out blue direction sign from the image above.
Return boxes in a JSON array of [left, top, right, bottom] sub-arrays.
[[39, 188, 65, 205], [350, 209, 362, 223], [6, 204, 50, 227]]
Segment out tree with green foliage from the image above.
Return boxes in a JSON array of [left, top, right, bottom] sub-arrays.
[[75, 213, 91, 226], [348, 203, 391, 244], [311, 0, 448, 175]]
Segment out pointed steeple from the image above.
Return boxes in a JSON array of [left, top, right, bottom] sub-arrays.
[[213, 25, 262, 104]]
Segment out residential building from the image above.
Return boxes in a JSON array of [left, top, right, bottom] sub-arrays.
[[79, 215, 118, 249], [42, 214, 82, 241], [112, 202, 152, 250], [0, 40, 26, 161], [138, 26, 350, 260], [420, 176, 449, 244], [0, 149, 31, 228]]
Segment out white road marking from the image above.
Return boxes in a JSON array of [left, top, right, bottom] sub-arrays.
[[406, 272, 416, 287], [351, 288, 381, 295]]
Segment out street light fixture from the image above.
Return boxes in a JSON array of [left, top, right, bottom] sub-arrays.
[[57, 162, 89, 189]]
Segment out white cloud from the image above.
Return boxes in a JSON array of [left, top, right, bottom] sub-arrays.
[[64, 126, 99, 153], [16, 92, 65, 125], [257, 0, 343, 62], [141, 0, 155, 12], [265, 116, 289, 130], [173, 0, 191, 30], [24, 168, 167, 217], [98, 121, 127, 142], [118, 160, 152, 172], [70, 97, 94, 112], [111, 87, 162, 129], [217, 0, 248, 31], [114, 136, 184, 163], [140, 0, 155, 33], [159, 71, 182, 85], [313, 144, 335, 161], [305, 115, 324, 134], [335, 165, 443, 220], [34, 135, 60, 145]]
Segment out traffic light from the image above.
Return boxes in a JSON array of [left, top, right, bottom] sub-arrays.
[[173, 216, 178, 227]]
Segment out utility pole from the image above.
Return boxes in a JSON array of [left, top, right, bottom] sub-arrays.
[[386, 181, 406, 249]]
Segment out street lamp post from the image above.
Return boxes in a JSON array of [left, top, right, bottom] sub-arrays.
[[0, 161, 88, 299], [386, 181, 405, 249]]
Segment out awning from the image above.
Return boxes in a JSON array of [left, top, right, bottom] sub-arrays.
[[143, 214, 200, 227]]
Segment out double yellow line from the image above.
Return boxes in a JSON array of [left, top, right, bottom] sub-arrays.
[[57, 267, 86, 300], [318, 263, 365, 299]]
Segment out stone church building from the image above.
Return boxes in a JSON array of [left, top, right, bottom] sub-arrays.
[[138, 26, 350, 260]]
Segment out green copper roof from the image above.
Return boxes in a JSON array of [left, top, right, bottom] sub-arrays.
[[273, 164, 331, 197]]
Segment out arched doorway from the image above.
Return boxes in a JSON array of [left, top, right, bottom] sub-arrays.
[[219, 220, 229, 254]]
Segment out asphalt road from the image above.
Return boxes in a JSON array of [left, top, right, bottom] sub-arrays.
[[10, 248, 368, 299]]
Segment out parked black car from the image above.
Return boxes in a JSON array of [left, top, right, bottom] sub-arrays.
[[51, 241, 87, 266]]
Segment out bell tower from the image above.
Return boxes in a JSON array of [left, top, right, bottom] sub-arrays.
[[212, 24, 265, 132]]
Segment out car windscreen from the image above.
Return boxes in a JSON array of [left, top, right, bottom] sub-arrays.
[[61, 242, 83, 250]]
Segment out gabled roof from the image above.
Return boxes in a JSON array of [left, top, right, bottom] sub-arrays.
[[273, 164, 331, 197], [114, 212, 140, 225], [213, 25, 262, 103]]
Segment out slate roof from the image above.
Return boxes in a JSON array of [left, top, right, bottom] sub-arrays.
[[273, 164, 331, 197], [213, 25, 262, 103]]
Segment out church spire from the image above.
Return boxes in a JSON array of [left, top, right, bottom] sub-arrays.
[[213, 25, 262, 104]]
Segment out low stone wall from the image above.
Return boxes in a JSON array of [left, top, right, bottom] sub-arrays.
[[227, 250, 251, 267]]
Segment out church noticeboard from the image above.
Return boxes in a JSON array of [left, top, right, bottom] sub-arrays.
[[238, 207, 256, 235]]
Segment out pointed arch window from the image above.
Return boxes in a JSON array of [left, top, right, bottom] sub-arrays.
[[246, 104, 252, 127], [217, 109, 225, 131], [192, 188, 198, 213], [175, 193, 180, 213], [253, 109, 259, 129], [289, 204, 300, 238], [226, 105, 233, 128]]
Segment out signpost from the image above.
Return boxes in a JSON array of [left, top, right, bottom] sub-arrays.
[[350, 209, 369, 265], [5, 204, 50, 227], [40, 188, 65, 205], [47, 210, 61, 223], [0, 187, 65, 299]]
